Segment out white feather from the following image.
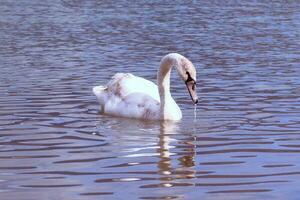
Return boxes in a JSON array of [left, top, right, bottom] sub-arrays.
[[93, 73, 160, 120]]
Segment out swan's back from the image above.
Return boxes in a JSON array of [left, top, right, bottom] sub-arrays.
[[107, 73, 159, 100], [93, 73, 160, 119]]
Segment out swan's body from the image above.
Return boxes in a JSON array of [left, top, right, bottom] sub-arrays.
[[93, 53, 198, 121], [93, 73, 170, 120]]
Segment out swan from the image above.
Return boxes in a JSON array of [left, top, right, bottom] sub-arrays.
[[93, 53, 198, 120]]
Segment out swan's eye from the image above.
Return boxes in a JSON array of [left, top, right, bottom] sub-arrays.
[[185, 71, 194, 83], [185, 71, 196, 91]]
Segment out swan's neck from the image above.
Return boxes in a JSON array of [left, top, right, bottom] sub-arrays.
[[157, 54, 182, 119]]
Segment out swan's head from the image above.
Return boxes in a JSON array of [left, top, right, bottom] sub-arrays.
[[178, 57, 198, 104], [159, 53, 199, 104]]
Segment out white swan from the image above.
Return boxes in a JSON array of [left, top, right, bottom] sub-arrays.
[[93, 53, 198, 121]]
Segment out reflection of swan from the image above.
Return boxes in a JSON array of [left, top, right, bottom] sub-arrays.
[[158, 121, 178, 175], [93, 53, 198, 120], [158, 121, 196, 183]]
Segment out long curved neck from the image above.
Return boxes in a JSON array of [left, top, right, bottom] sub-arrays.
[[157, 54, 182, 118]]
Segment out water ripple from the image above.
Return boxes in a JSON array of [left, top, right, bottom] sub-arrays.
[[1, 0, 300, 199]]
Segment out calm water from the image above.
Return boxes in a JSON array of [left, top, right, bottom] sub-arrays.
[[1, 1, 300, 199]]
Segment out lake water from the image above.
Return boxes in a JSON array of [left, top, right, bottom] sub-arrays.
[[1, 0, 300, 199]]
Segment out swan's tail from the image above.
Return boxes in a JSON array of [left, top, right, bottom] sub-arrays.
[[93, 85, 107, 106]]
